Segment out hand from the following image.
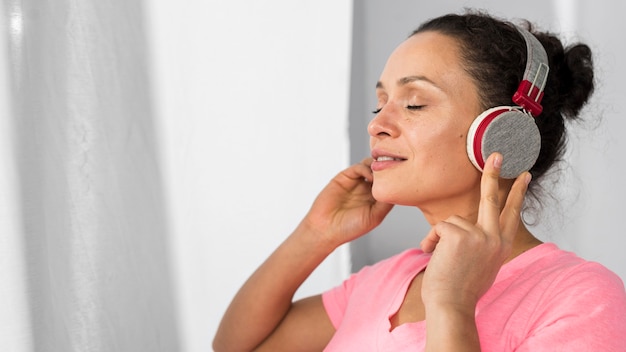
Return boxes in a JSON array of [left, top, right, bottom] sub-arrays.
[[420, 153, 531, 310], [301, 158, 394, 248]]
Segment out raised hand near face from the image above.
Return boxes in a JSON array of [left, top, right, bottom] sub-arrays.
[[420, 152, 532, 310], [301, 157, 394, 249]]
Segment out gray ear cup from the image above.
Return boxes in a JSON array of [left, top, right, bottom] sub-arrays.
[[465, 26, 547, 179], [467, 107, 541, 179]]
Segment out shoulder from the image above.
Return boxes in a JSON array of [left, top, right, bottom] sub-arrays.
[[531, 244, 624, 294], [545, 251, 626, 313], [506, 243, 622, 285], [518, 244, 626, 349], [496, 243, 626, 327]]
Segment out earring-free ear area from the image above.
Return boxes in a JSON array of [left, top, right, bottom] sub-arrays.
[[467, 106, 541, 179]]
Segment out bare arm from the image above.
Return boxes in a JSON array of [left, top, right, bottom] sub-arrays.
[[213, 223, 336, 352], [213, 159, 393, 351], [254, 295, 335, 352]]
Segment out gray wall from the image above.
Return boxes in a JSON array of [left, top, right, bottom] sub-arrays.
[[349, 0, 626, 283]]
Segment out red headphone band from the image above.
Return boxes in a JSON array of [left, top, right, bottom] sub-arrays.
[[512, 27, 549, 116], [472, 108, 505, 169]]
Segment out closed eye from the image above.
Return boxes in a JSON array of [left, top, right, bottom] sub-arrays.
[[372, 105, 425, 114]]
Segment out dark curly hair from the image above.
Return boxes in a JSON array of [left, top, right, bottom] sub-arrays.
[[412, 11, 595, 209]]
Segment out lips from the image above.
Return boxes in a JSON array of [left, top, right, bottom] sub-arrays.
[[375, 156, 405, 162], [371, 150, 407, 171]]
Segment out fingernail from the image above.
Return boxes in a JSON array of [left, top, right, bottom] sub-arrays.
[[525, 173, 532, 185], [493, 154, 502, 169]]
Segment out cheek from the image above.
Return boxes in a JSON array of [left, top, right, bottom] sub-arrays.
[[410, 124, 468, 161], [444, 133, 482, 183], [416, 127, 475, 178]]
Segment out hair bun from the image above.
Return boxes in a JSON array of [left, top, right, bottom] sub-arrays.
[[536, 32, 595, 120], [560, 44, 594, 118]]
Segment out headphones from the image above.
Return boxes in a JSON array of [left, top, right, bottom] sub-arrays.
[[466, 26, 549, 179]]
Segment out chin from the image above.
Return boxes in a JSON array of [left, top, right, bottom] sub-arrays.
[[371, 183, 411, 206]]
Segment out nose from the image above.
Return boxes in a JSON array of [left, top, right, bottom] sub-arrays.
[[367, 105, 399, 138]]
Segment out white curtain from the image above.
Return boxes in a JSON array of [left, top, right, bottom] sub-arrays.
[[0, 1, 354, 351], [1, 1, 180, 350]]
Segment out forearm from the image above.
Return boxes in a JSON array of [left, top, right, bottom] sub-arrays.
[[213, 222, 336, 352], [425, 303, 480, 352]]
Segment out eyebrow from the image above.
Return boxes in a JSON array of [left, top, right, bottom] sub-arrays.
[[376, 75, 442, 91]]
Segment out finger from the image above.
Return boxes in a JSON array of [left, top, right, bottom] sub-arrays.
[[420, 227, 438, 253], [420, 216, 472, 253], [477, 153, 502, 236], [360, 157, 375, 182], [499, 171, 531, 243], [420, 226, 440, 253], [341, 158, 374, 183]]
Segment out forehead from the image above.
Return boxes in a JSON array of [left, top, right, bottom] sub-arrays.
[[378, 31, 474, 94]]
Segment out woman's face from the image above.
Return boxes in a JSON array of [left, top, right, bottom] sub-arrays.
[[369, 31, 484, 219]]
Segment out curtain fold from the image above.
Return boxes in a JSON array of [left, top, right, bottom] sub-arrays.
[[0, 4, 32, 351], [2, 0, 181, 351]]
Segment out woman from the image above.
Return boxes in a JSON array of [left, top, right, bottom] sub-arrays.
[[213, 12, 626, 351]]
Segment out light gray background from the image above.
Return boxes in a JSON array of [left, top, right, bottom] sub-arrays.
[[0, 1, 623, 352]]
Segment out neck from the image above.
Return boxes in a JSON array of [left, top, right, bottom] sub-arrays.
[[417, 180, 542, 263], [418, 189, 481, 226], [506, 222, 542, 263]]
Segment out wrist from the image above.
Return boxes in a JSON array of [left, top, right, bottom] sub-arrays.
[[291, 219, 339, 257], [425, 301, 476, 321], [423, 287, 480, 315], [293, 217, 343, 255], [425, 303, 480, 351]]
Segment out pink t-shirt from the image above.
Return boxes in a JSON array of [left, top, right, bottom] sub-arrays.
[[322, 243, 626, 351]]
